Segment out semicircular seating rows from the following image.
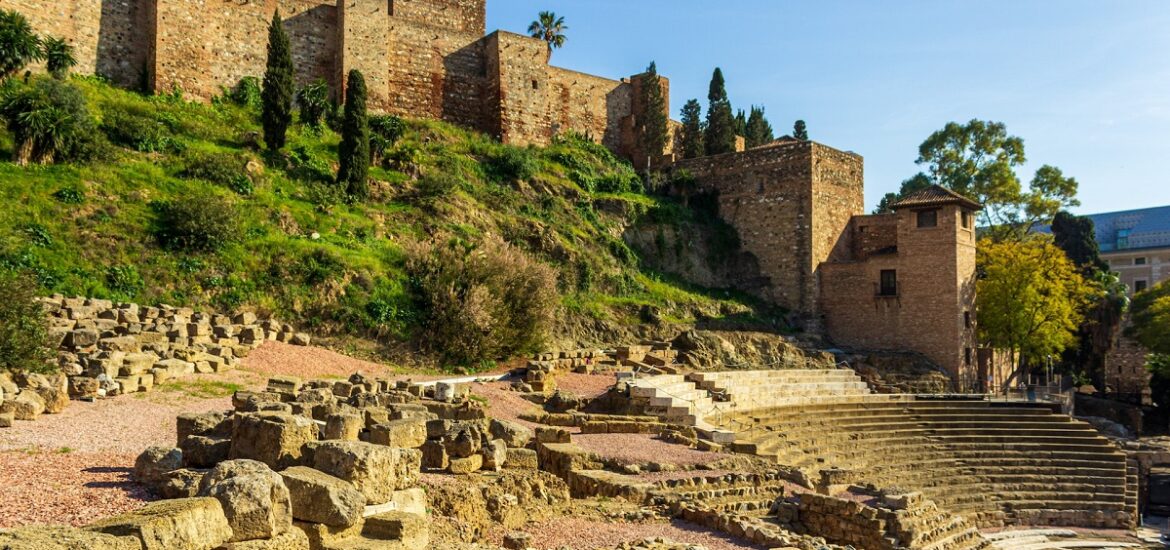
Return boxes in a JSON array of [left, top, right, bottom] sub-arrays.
[[627, 369, 1137, 530]]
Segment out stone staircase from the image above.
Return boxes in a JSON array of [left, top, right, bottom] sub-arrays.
[[717, 399, 1136, 529], [984, 529, 1141, 549]]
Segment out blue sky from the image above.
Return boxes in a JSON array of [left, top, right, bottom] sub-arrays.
[[486, 1, 1170, 214]]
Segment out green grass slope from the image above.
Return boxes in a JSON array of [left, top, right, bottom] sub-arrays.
[[0, 77, 780, 367]]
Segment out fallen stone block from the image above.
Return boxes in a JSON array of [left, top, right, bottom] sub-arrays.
[[229, 412, 320, 470], [1, 391, 46, 420], [362, 511, 428, 550], [87, 497, 232, 550], [293, 519, 364, 550], [180, 435, 231, 468], [421, 439, 449, 470], [0, 525, 140, 550], [490, 418, 534, 448], [312, 441, 421, 504], [158, 468, 205, 499], [0, 411, 13, 428], [368, 419, 427, 448], [214, 526, 308, 550], [177, 411, 231, 443], [448, 454, 483, 474], [197, 459, 292, 542], [482, 439, 507, 471], [134, 446, 183, 487], [323, 411, 364, 441], [280, 466, 365, 527]]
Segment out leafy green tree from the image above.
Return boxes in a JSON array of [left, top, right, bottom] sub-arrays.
[[793, 119, 808, 141], [337, 69, 370, 201], [678, 99, 704, 159], [296, 78, 330, 129], [744, 105, 774, 148], [1128, 280, 1170, 356], [874, 173, 930, 214], [0, 270, 53, 374], [0, 77, 96, 164], [1051, 210, 1127, 390], [906, 120, 1079, 241], [261, 11, 294, 152], [0, 10, 42, 81], [528, 11, 567, 56], [42, 36, 75, 80], [977, 238, 1101, 389], [636, 62, 668, 169], [703, 68, 736, 156]]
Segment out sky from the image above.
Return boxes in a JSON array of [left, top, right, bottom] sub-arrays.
[[486, 1, 1170, 214]]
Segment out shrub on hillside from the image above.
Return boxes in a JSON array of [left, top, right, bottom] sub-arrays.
[[369, 114, 404, 165], [485, 147, 539, 183], [181, 150, 254, 195], [0, 77, 105, 164], [0, 270, 53, 374], [100, 101, 182, 153], [406, 236, 558, 366], [226, 76, 262, 110], [153, 192, 241, 252]]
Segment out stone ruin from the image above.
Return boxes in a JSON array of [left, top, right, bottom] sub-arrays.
[[0, 296, 311, 427]]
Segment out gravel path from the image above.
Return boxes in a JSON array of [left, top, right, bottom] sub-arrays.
[[469, 381, 545, 429], [490, 517, 765, 550], [0, 450, 154, 528], [573, 434, 724, 467]]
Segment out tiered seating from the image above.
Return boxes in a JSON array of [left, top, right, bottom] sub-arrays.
[[718, 398, 1133, 528]]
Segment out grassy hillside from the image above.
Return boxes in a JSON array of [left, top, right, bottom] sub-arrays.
[[0, 76, 781, 368]]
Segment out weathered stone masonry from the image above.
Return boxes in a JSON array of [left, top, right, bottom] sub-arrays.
[[4, 0, 665, 157]]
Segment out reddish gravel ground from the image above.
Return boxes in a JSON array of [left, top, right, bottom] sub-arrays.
[[0, 369, 255, 528], [556, 372, 619, 399], [241, 341, 399, 379], [468, 381, 544, 428], [489, 517, 765, 550], [572, 434, 724, 467]]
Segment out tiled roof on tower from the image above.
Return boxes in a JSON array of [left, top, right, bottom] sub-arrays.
[[890, 184, 982, 211]]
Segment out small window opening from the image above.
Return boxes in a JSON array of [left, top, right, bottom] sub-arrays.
[[917, 209, 938, 228], [965, 347, 972, 366], [964, 311, 971, 328], [961, 211, 973, 229], [1135, 280, 1148, 293], [531, 80, 539, 90], [1136, 257, 1147, 265], [878, 270, 897, 296]]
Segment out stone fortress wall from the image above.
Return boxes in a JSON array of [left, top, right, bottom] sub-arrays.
[[3, 0, 658, 156]]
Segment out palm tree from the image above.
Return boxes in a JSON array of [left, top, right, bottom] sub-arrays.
[[43, 37, 76, 80], [0, 9, 43, 81], [527, 11, 567, 59]]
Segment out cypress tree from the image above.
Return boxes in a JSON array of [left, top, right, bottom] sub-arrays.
[[704, 68, 736, 155], [337, 70, 370, 201], [636, 61, 668, 169], [793, 119, 809, 141], [679, 99, 704, 159], [734, 109, 747, 137], [745, 105, 774, 148], [261, 11, 294, 152]]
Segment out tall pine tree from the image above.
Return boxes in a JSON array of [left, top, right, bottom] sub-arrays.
[[704, 68, 736, 156], [636, 62, 668, 169], [261, 11, 294, 152], [337, 70, 370, 201], [679, 99, 704, 159], [793, 119, 808, 141], [744, 106, 774, 148]]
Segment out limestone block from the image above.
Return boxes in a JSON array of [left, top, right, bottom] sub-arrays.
[[32, 385, 69, 414], [482, 439, 507, 471], [504, 448, 538, 470], [181, 435, 231, 468], [197, 459, 292, 542], [280, 466, 365, 527], [69, 376, 100, 399], [215, 527, 309, 549], [87, 497, 232, 550], [134, 446, 183, 486], [421, 439, 449, 470], [311, 441, 421, 504], [230, 413, 320, 470], [121, 352, 158, 375], [489, 419, 534, 448], [448, 454, 483, 474], [362, 511, 428, 550], [535, 427, 571, 444], [0, 411, 13, 428], [290, 333, 311, 346], [369, 419, 427, 448], [293, 519, 364, 549], [2, 391, 46, 420], [177, 411, 231, 443], [324, 412, 364, 441], [159, 468, 205, 499], [66, 328, 100, 348], [0, 526, 140, 550], [267, 376, 302, 395]]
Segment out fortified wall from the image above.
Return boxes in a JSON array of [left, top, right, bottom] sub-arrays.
[[4, 0, 667, 159]]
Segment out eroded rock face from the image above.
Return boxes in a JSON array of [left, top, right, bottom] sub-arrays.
[[197, 459, 292, 542], [311, 441, 421, 504], [229, 412, 319, 470], [87, 497, 233, 550], [279, 466, 365, 527]]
